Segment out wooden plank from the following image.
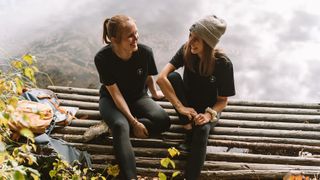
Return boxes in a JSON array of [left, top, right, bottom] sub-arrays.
[[217, 119, 320, 131], [227, 99, 320, 109], [211, 135, 320, 146], [73, 109, 320, 123], [59, 99, 320, 115], [49, 85, 320, 109], [90, 155, 320, 171], [48, 86, 99, 96], [67, 143, 320, 166]]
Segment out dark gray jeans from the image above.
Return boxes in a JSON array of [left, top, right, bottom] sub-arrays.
[[168, 72, 220, 180], [99, 94, 170, 180]]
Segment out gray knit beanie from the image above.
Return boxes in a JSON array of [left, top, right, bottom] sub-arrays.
[[189, 15, 227, 48]]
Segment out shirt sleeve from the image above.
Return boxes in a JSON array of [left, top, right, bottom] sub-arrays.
[[217, 58, 236, 97], [169, 45, 184, 69], [94, 53, 116, 86], [147, 48, 158, 75]]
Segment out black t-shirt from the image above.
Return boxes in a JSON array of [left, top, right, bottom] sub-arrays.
[[170, 46, 235, 112], [94, 43, 158, 102]]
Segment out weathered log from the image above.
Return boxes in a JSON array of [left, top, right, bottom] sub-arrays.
[[74, 108, 320, 123], [60, 100, 98, 110], [53, 123, 320, 140], [51, 126, 87, 134], [217, 119, 320, 131], [67, 142, 320, 165], [49, 85, 320, 108], [56, 93, 99, 102], [227, 99, 320, 109], [135, 168, 320, 180], [59, 99, 320, 116], [209, 139, 320, 153], [48, 86, 99, 96], [220, 112, 320, 123], [224, 105, 320, 115], [90, 155, 320, 172], [211, 135, 320, 146], [70, 119, 101, 127], [212, 127, 320, 140], [51, 132, 320, 154]]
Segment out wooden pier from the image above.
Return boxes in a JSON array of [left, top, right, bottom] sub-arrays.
[[48, 86, 320, 180]]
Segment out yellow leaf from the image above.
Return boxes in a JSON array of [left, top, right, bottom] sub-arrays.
[[23, 54, 33, 65], [83, 168, 88, 175], [169, 159, 175, 169], [8, 96, 19, 108], [24, 67, 34, 81], [107, 164, 120, 177], [11, 60, 23, 69], [0, 99, 5, 111], [172, 171, 181, 178], [20, 128, 34, 140], [15, 77, 24, 94], [31, 143, 37, 151], [168, 147, 180, 158], [160, 157, 170, 168], [158, 172, 167, 180], [30, 173, 40, 180]]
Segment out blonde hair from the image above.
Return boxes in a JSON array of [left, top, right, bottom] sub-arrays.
[[102, 15, 133, 44]]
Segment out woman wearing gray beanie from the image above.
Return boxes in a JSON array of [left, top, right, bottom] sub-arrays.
[[157, 15, 235, 179]]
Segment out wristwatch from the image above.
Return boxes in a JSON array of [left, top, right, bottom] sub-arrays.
[[205, 107, 218, 123]]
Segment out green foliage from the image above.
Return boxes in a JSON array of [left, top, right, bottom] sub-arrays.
[[1, 53, 40, 180], [49, 158, 106, 180], [158, 147, 181, 180], [1, 53, 107, 179]]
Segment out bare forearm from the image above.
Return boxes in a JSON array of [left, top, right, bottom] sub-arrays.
[[157, 77, 183, 109], [212, 97, 228, 113], [146, 76, 157, 97], [113, 97, 136, 123]]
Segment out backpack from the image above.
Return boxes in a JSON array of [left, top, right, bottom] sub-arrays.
[[8, 88, 78, 136]]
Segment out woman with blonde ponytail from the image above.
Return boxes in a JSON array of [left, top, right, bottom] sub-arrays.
[[94, 15, 171, 179]]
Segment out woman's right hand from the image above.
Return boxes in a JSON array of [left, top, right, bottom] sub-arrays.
[[132, 120, 149, 138], [177, 106, 197, 121]]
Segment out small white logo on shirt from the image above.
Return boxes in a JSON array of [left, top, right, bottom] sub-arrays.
[[137, 68, 143, 76], [209, 75, 216, 83]]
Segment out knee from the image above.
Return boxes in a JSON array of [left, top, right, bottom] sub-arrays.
[[112, 121, 130, 134], [167, 72, 182, 84], [151, 110, 171, 132], [195, 124, 211, 137]]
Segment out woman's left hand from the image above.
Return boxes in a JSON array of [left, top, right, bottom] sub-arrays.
[[152, 90, 165, 100], [194, 113, 211, 126]]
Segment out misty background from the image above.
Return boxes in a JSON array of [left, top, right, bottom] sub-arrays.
[[0, 0, 319, 103]]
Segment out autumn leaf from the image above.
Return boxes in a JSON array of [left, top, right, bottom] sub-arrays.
[[168, 147, 180, 158], [11, 60, 23, 69], [172, 171, 181, 178], [22, 54, 34, 65], [158, 172, 167, 180], [20, 128, 34, 142], [107, 164, 120, 177]]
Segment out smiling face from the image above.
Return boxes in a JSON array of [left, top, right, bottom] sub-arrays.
[[117, 19, 139, 53], [188, 32, 204, 55]]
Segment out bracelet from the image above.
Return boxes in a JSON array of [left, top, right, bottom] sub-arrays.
[[205, 107, 217, 123]]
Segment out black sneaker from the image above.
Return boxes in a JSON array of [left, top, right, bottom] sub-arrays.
[[177, 129, 193, 152]]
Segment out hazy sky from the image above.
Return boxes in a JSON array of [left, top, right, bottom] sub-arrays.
[[0, 0, 319, 103]]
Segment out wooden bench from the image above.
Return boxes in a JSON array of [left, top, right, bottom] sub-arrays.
[[48, 86, 320, 180]]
